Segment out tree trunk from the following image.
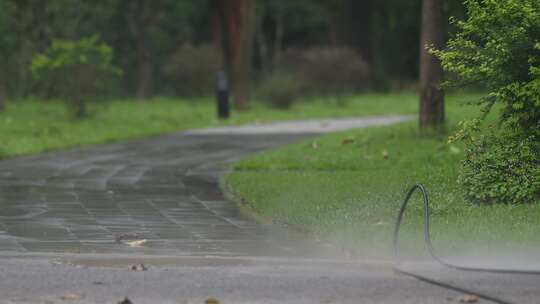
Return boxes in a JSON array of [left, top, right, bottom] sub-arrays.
[[214, 0, 255, 111], [273, 7, 284, 68], [0, 73, 6, 113], [14, 0, 33, 99], [346, 0, 372, 65], [232, 0, 255, 110], [419, 0, 445, 131], [255, 6, 269, 75], [214, 0, 234, 82], [135, 33, 153, 100], [126, 0, 156, 100]]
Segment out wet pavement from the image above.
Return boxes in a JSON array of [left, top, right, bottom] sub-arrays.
[[0, 133, 326, 256], [3, 116, 540, 304], [0, 116, 411, 257]]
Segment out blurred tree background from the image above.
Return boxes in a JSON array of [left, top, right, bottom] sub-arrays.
[[3, 0, 537, 206], [0, 0, 466, 112]]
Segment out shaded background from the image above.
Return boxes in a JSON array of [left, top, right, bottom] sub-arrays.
[[0, 0, 466, 104]]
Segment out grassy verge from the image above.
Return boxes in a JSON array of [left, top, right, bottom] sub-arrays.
[[224, 93, 540, 257], [0, 93, 419, 158]]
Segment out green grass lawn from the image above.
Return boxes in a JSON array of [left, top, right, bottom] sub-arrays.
[[0, 93, 420, 158], [224, 93, 540, 258]]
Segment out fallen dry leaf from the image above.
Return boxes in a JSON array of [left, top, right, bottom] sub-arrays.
[[458, 294, 479, 303], [130, 263, 148, 271], [60, 292, 85, 300], [125, 239, 147, 247], [205, 297, 219, 304], [117, 297, 133, 304], [341, 137, 355, 145], [115, 233, 140, 244]]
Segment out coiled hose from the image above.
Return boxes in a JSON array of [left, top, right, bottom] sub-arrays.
[[392, 184, 540, 304]]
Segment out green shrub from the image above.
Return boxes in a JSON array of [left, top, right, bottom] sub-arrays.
[[435, 0, 540, 134], [256, 72, 305, 108], [453, 121, 540, 204], [164, 44, 222, 97], [280, 47, 370, 97], [31, 36, 122, 117], [437, 0, 540, 204]]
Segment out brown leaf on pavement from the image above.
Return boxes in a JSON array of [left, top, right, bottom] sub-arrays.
[[115, 233, 140, 244], [205, 298, 220, 304], [130, 264, 148, 271], [457, 294, 479, 303], [118, 297, 133, 304], [60, 292, 85, 300], [125, 239, 147, 247]]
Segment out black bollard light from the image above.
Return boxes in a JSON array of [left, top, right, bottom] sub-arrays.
[[216, 71, 230, 119]]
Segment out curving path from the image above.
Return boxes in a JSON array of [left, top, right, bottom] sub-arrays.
[[0, 115, 410, 256], [1, 115, 539, 304]]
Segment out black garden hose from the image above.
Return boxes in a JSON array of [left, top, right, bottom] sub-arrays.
[[392, 184, 540, 304]]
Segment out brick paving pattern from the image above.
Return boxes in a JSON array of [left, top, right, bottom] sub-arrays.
[[0, 134, 317, 256]]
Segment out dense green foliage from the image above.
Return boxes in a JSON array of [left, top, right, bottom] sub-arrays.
[[0, 0, 466, 100], [455, 124, 540, 204], [31, 36, 121, 117], [257, 47, 370, 108], [280, 47, 370, 97], [256, 72, 303, 108], [164, 44, 222, 97], [225, 94, 540, 255], [436, 0, 540, 204]]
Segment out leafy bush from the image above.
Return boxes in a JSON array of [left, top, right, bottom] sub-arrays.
[[437, 0, 540, 204], [164, 44, 222, 97], [31, 36, 122, 117], [280, 47, 370, 97], [256, 72, 305, 108], [452, 121, 540, 204]]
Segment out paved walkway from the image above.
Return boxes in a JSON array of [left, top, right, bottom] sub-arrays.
[[2, 115, 540, 304], [0, 134, 309, 255], [187, 115, 411, 135], [0, 116, 409, 256]]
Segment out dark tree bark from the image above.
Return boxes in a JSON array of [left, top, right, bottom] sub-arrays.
[[213, 0, 234, 81], [13, 0, 34, 99], [126, 0, 163, 100], [273, 6, 284, 68], [135, 32, 153, 100], [255, 6, 269, 75], [213, 0, 256, 111], [345, 0, 372, 65], [419, 0, 445, 131], [0, 72, 6, 113], [232, 0, 255, 110]]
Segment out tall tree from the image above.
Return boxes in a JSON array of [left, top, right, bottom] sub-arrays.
[[0, 0, 15, 109], [232, 0, 255, 110], [12, 0, 43, 98], [214, 0, 256, 110], [124, 0, 165, 100], [419, 0, 445, 131], [0, 70, 5, 112], [344, 0, 372, 65]]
